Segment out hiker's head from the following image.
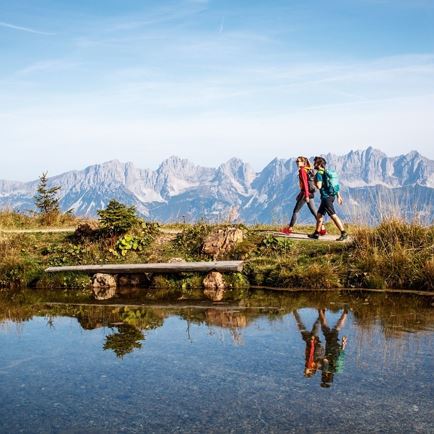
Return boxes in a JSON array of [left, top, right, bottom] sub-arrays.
[[314, 156, 326, 169], [320, 370, 334, 387], [304, 364, 318, 377], [296, 156, 309, 167]]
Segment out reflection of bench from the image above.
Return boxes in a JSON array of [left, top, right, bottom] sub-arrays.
[[45, 261, 244, 274], [46, 261, 245, 300]]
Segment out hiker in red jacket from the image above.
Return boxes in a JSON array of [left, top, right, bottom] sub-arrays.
[[293, 309, 325, 378], [281, 156, 326, 235]]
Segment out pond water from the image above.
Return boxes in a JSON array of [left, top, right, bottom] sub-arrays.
[[0, 290, 433, 433]]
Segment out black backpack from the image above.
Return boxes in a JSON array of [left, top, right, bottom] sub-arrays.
[[307, 169, 316, 193]]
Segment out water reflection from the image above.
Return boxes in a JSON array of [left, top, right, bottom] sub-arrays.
[[0, 290, 433, 433], [1, 290, 432, 364], [103, 324, 145, 358]]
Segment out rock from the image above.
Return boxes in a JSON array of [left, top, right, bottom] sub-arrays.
[[117, 274, 143, 297], [92, 273, 117, 300], [203, 271, 227, 301], [202, 227, 244, 259], [74, 221, 99, 240], [118, 274, 142, 287]]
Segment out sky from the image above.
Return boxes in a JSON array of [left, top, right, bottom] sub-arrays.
[[1, 0, 434, 180]]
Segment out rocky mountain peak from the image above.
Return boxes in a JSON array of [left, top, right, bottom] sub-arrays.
[[0, 148, 432, 223]]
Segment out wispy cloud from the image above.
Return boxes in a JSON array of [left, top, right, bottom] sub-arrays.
[[16, 59, 80, 76], [0, 21, 55, 36]]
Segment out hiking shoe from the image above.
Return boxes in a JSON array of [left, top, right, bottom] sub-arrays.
[[336, 232, 348, 241], [308, 232, 319, 240], [280, 227, 292, 235], [319, 228, 327, 236]]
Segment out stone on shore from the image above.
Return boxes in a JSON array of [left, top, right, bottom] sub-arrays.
[[202, 227, 244, 259], [203, 271, 227, 301], [92, 273, 117, 300]]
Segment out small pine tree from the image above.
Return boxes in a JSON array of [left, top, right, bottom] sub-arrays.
[[97, 199, 140, 235], [34, 172, 61, 217]]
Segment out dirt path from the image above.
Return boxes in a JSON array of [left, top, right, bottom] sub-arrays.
[[0, 227, 182, 234], [0, 228, 76, 233], [265, 231, 352, 242]]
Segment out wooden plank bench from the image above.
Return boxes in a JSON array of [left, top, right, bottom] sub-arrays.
[[45, 260, 244, 274]]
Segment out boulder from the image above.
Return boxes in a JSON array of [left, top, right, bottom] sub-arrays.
[[203, 271, 227, 301], [117, 274, 143, 297], [74, 221, 99, 240], [202, 227, 244, 259], [92, 273, 117, 300], [118, 274, 142, 287]]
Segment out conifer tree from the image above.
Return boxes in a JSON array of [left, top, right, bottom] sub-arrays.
[[34, 172, 61, 216], [97, 199, 139, 235]]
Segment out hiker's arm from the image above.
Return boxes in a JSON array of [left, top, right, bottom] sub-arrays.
[[315, 173, 322, 189], [300, 169, 310, 201], [337, 192, 343, 205]]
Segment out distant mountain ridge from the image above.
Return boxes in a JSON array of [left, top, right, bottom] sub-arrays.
[[1, 147, 433, 224]]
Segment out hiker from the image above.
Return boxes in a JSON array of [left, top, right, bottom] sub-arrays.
[[318, 308, 348, 388], [281, 156, 326, 236], [308, 156, 348, 241], [293, 309, 325, 378]]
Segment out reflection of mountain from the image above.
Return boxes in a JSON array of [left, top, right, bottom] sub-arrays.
[[1, 148, 433, 224]]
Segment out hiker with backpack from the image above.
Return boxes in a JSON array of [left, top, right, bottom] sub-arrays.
[[308, 156, 348, 241], [318, 308, 348, 388], [281, 156, 326, 236]]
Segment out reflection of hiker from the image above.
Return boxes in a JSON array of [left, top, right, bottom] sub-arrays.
[[293, 310, 325, 377], [308, 157, 348, 241], [282, 157, 326, 236], [319, 308, 348, 388]]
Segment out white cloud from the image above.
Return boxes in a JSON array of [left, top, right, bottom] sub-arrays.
[[0, 21, 55, 36]]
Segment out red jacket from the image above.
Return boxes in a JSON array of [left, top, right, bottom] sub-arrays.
[[298, 168, 310, 199]]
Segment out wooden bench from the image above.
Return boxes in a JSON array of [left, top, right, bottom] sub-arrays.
[[45, 260, 244, 274]]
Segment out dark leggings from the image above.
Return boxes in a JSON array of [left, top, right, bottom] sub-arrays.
[[289, 194, 318, 227]]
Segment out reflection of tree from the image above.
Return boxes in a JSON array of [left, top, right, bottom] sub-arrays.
[[103, 324, 144, 358]]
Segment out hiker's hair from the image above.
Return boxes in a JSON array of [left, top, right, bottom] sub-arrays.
[[314, 156, 327, 167], [297, 156, 312, 168]]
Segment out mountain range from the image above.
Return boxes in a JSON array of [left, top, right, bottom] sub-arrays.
[[1, 147, 433, 225]]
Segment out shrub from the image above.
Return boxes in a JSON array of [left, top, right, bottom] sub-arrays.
[[97, 200, 141, 236], [173, 223, 212, 258]]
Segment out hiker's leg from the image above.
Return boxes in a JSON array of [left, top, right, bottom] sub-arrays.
[[307, 198, 318, 218], [319, 308, 329, 329], [330, 214, 345, 232], [293, 310, 307, 332], [322, 197, 345, 232], [308, 198, 326, 232], [315, 212, 324, 232], [334, 310, 348, 331], [311, 318, 321, 337], [289, 194, 305, 228]]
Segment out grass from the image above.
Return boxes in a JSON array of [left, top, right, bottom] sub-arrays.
[[0, 210, 86, 229], [351, 219, 434, 290], [0, 217, 432, 292]]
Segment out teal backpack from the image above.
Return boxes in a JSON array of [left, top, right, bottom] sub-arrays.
[[323, 169, 340, 196]]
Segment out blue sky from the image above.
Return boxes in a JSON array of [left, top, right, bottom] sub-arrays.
[[1, 0, 434, 180]]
